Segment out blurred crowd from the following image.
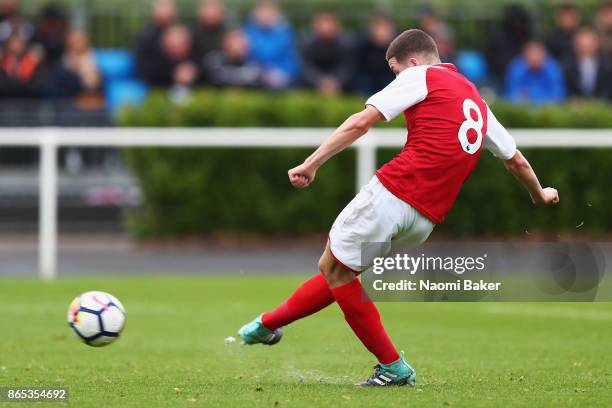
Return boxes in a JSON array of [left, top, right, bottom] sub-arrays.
[[134, 0, 396, 97], [489, 3, 612, 103], [0, 0, 102, 107], [1, 0, 612, 107]]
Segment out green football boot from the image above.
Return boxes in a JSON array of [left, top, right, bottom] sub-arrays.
[[357, 351, 416, 387], [238, 316, 283, 346]]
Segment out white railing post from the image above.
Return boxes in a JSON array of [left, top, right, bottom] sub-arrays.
[[39, 130, 58, 280], [356, 140, 377, 192]]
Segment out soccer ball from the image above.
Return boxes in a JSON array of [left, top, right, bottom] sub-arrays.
[[67, 291, 126, 347]]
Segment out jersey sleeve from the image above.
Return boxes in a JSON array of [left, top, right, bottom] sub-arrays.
[[365, 65, 429, 122], [484, 105, 517, 160]]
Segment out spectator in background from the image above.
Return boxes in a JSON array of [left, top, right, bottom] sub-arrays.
[[595, 1, 612, 58], [135, 0, 177, 85], [203, 29, 264, 88], [354, 14, 395, 95], [546, 3, 581, 62], [486, 4, 533, 86], [0, 0, 32, 44], [244, 0, 299, 90], [47, 30, 101, 99], [32, 5, 66, 68], [0, 27, 44, 98], [192, 0, 226, 63], [159, 25, 200, 89], [418, 7, 455, 63], [564, 26, 612, 100], [505, 40, 566, 105], [301, 11, 353, 95]]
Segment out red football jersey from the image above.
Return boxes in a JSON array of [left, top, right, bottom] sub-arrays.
[[366, 63, 516, 224]]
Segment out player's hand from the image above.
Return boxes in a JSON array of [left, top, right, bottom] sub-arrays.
[[288, 163, 316, 189], [533, 187, 559, 206]]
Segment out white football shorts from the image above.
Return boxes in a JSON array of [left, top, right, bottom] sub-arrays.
[[329, 176, 435, 272]]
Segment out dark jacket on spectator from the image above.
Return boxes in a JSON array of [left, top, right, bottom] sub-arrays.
[[153, 56, 201, 88], [32, 7, 67, 67], [546, 28, 576, 62], [203, 51, 264, 88], [46, 49, 102, 99], [137, 35, 200, 88], [301, 35, 353, 91], [563, 55, 612, 100], [354, 33, 395, 95], [193, 24, 225, 61], [485, 5, 533, 86], [135, 24, 167, 85], [46, 62, 83, 98]]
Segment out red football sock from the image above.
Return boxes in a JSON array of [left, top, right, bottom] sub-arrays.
[[262, 274, 334, 331], [331, 279, 400, 365]]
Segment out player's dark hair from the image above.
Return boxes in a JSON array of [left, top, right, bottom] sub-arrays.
[[385, 29, 439, 63]]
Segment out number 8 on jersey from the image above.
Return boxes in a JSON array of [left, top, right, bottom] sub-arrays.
[[458, 98, 484, 155]]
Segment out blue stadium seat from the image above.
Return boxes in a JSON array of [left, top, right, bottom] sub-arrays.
[[95, 49, 136, 81], [105, 79, 149, 113], [456, 50, 489, 86]]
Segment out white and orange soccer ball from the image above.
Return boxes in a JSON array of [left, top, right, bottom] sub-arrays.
[[67, 291, 126, 347]]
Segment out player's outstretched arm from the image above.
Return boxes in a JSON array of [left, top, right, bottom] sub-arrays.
[[503, 150, 559, 206], [485, 105, 558, 206], [288, 105, 384, 189]]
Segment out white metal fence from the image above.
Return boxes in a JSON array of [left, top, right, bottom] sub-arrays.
[[1, 127, 612, 280]]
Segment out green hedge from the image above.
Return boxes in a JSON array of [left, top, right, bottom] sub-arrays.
[[121, 90, 612, 237], [121, 89, 612, 129]]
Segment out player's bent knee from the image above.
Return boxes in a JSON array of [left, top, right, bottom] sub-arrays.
[[318, 244, 356, 287], [327, 266, 355, 288], [321, 261, 356, 288]]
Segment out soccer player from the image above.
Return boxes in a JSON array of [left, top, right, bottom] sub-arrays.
[[238, 29, 560, 386]]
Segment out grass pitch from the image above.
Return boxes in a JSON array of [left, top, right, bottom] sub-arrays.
[[0, 276, 611, 407]]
